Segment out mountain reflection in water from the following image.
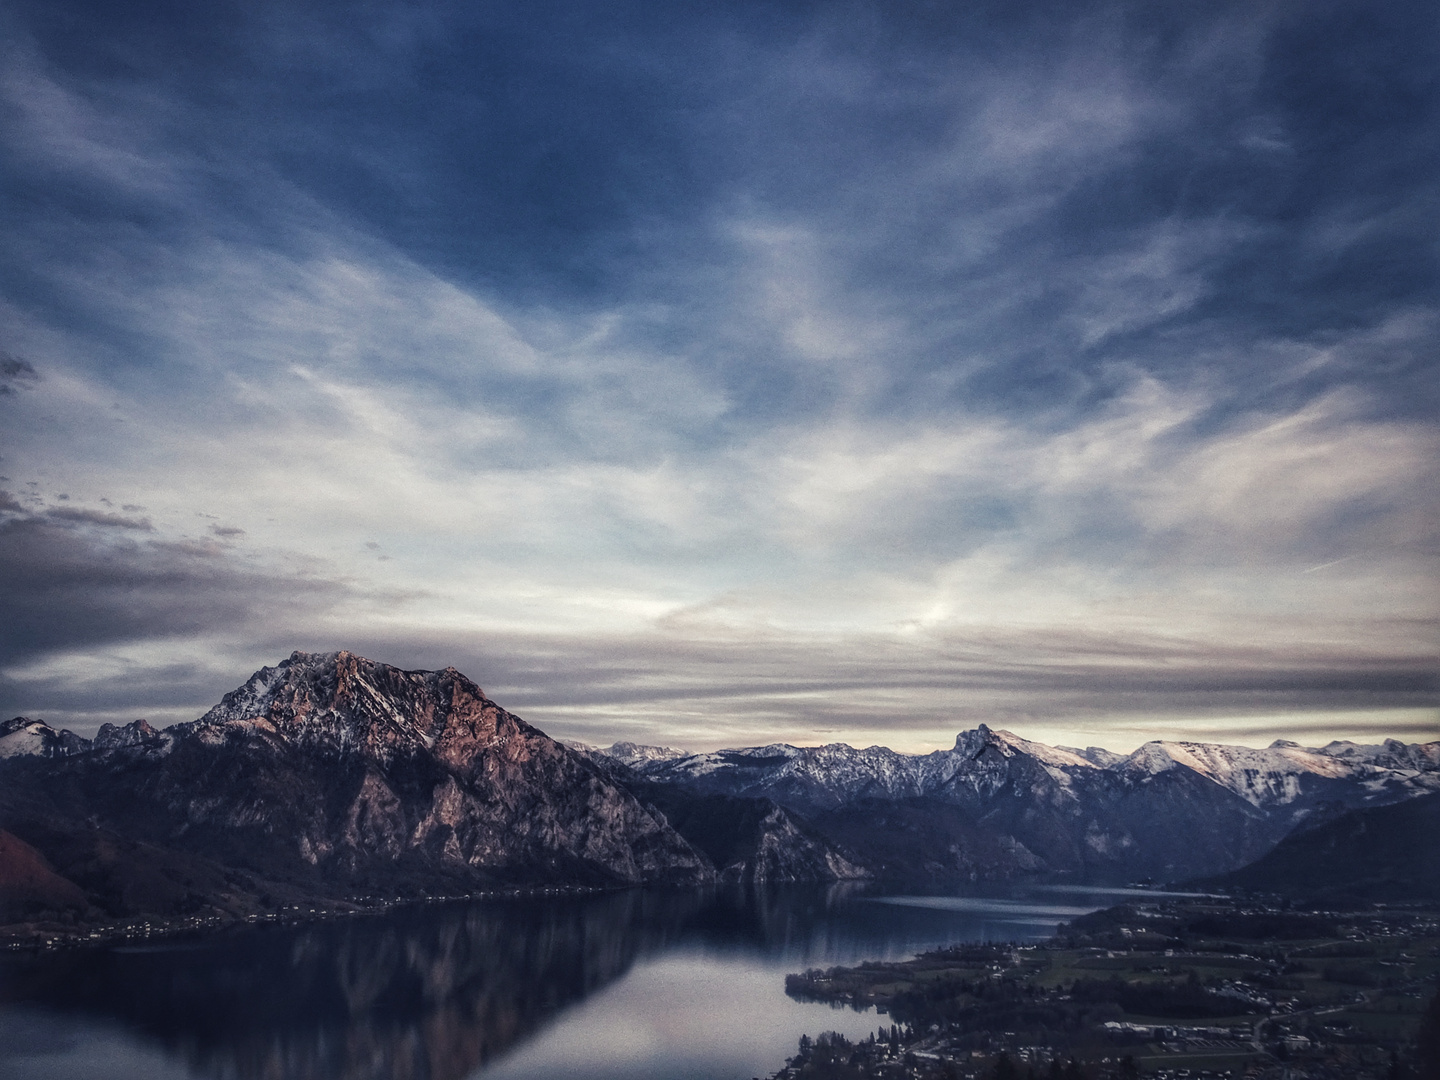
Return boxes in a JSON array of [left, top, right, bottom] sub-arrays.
[[1, 889, 700, 1080], [0, 884, 1100, 1080]]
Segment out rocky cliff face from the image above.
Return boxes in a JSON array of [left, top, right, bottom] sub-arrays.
[[174, 651, 711, 886], [0, 652, 711, 908]]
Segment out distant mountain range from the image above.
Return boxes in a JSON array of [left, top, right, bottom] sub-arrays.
[[577, 725, 1438, 887], [2, 650, 1436, 930], [589, 728, 1439, 821]]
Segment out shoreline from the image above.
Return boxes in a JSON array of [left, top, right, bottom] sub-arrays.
[[767, 895, 1440, 1079], [0, 880, 625, 953]]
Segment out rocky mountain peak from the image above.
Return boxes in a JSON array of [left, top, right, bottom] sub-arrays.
[[184, 650, 494, 766], [93, 718, 162, 750], [952, 723, 997, 758], [1, 716, 171, 761], [2, 651, 714, 892], [951, 724, 1095, 770]]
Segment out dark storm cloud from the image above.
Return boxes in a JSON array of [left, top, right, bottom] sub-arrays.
[[45, 505, 152, 529], [0, 506, 346, 669]]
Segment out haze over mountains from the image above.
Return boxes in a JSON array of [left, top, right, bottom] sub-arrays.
[[2, 651, 1436, 931]]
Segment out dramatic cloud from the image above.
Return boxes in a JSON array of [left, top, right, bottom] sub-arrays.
[[0, 354, 38, 396], [0, 0, 1435, 748]]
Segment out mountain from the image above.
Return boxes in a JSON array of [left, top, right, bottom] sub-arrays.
[[0, 829, 91, 923], [0, 716, 90, 759], [628, 787, 868, 884], [1211, 791, 1440, 901], [599, 742, 689, 766], [566, 747, 870, 884], [1111, 737, 1440, 828], [5, 654, 1435, 928], [597, 724, 1440, 884], [0, 652, 712, 929], [617, 726, 1440, 820]]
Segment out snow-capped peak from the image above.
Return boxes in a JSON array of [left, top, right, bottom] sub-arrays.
[[1115, 737, 1440, 808], [1317, 738, 1440, 772], [604, 742, 688, 763], [951, 725, 1096, 769], [0, 717, 90, 759], [1058, 745, 1126, 768]]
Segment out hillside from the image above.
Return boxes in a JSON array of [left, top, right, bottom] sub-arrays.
[[1214, 791, 1440, 901]]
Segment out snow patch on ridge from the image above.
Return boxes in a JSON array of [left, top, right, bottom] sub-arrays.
[[0, 721, 49, 759]]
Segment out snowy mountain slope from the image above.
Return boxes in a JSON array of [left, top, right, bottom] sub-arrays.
[[0, 717, 90, 760], [1057, 745, 1126, 768], [596, 724, 1438, 879], [1117, 740, 1354, 804], [600, 742, 688, 765], [614, 724, 1439, 820], [1115, 737, 1440, 824], [1317, 737, 1440, 772]]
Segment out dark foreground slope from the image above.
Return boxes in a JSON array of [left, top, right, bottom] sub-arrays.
[[1213, 791, 1440, 901], [0, 652, 711, 928]]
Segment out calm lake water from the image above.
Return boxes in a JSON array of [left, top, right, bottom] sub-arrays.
[[0, 884, 1121, 1080]]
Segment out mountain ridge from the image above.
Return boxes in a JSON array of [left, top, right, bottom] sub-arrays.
[[585, 724, 1437, 885], [4, 654, 1436, 933], [602, 723, 1440, 822]]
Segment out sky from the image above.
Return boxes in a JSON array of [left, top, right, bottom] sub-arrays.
[[0, 0, 1436, 754]]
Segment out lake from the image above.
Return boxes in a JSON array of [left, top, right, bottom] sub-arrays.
[[0, 884, 1119, 1080]]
